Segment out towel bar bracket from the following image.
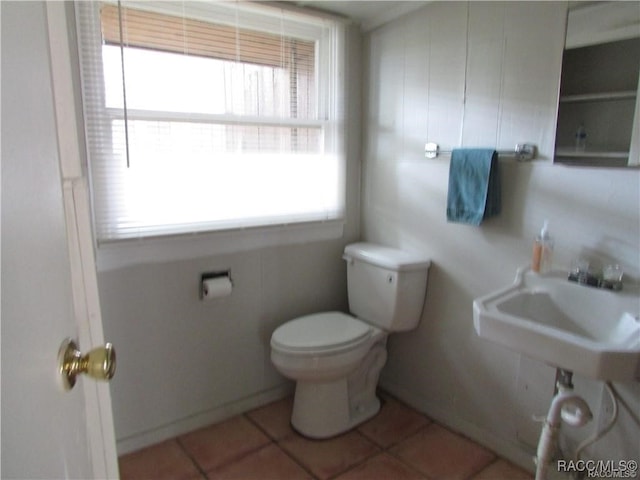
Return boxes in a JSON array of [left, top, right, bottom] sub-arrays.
[[424, 142, 536, 161], [424, 142, 440, 159]]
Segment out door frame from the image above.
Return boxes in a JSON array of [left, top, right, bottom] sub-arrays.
[[46, 3, 119, 478]]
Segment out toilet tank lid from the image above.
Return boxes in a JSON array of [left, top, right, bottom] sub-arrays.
[[344, 243, 431, 271]]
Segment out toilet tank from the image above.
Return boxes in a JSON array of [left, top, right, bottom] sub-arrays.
[[343, 243, 431, 331]]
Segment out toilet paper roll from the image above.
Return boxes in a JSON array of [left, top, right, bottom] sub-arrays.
[[202, 276, 232, 300]]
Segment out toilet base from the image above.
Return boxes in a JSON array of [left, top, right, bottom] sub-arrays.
[[291, 379, 380, 439], [290, 342, 387, 439]]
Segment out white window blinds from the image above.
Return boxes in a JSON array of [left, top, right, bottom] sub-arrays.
[[75, 1, 345, 242]]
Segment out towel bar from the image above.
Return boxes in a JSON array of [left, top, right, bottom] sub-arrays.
[[424, 142, 536, 161]]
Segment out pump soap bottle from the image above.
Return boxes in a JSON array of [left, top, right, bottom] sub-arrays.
[[532, 220, 554, 274]]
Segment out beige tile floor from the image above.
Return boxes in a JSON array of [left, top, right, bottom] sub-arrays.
[[119, 393, 534, 480]]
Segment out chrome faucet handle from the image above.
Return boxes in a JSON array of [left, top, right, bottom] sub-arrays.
[[601, 264, 624, 291], [568, 259, 598, 286]]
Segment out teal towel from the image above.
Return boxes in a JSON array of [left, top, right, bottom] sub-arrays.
[[446, 148, 501, 226]]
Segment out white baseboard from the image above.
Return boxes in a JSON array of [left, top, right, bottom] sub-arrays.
[[379, 380, 537, 475], [116, 384, 294, 455]]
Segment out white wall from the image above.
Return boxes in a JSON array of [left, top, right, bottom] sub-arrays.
[[363, 1, 640, 471], [97, 25, 363, 454]]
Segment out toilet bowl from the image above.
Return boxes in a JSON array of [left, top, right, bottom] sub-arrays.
[[270, 243, 431, 439], [271, 312, 385, 381], [271, 312, 388, 438]]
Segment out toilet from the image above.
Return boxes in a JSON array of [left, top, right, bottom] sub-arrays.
[[270, 242, 430, 439]]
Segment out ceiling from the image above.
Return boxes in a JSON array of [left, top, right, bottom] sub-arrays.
[[294, 1, 431, 31]]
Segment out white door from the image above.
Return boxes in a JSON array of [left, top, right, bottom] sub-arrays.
[[1, 2, 118, 478]]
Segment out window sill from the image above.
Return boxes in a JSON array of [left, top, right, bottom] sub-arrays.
[[96, 220, 345, 272]]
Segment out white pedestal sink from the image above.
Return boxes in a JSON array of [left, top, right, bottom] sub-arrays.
[[473, 268, 640, 381]]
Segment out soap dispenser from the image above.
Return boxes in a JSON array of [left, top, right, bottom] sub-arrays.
[[532, 220, 554, 274]]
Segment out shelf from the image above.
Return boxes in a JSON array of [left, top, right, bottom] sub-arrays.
[[555, 148, 629, 159], [559, 90, 637, 103]]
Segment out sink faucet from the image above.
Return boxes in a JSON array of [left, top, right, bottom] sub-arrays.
[[568, 261, 623, 291]]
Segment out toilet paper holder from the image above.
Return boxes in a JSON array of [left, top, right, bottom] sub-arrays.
[[200, 270, 232, 300]]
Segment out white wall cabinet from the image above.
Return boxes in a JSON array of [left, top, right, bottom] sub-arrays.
[[554, 2, 640, 167]]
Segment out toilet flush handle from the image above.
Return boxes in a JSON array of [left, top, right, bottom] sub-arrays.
[[342, 254, 354, 265]]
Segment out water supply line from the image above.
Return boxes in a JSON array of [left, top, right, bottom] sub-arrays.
[[535, 370, 593, 480], [573, 382, 618, 464]]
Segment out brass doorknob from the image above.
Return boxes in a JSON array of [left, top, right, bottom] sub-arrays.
[[58, 338, 116, 391]]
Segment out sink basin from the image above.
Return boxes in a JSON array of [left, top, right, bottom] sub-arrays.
[[473, 268, 640, 381]]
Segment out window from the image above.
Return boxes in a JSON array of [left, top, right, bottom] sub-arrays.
[[75, 1, 345, 242]]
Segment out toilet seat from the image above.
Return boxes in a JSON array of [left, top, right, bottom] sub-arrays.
[[271, 312, 372, 355]]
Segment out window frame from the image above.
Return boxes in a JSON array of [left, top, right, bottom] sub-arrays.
[[75, 0, 346, 259]]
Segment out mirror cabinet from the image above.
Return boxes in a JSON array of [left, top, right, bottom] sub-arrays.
[[554, 2, 640, 167]]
